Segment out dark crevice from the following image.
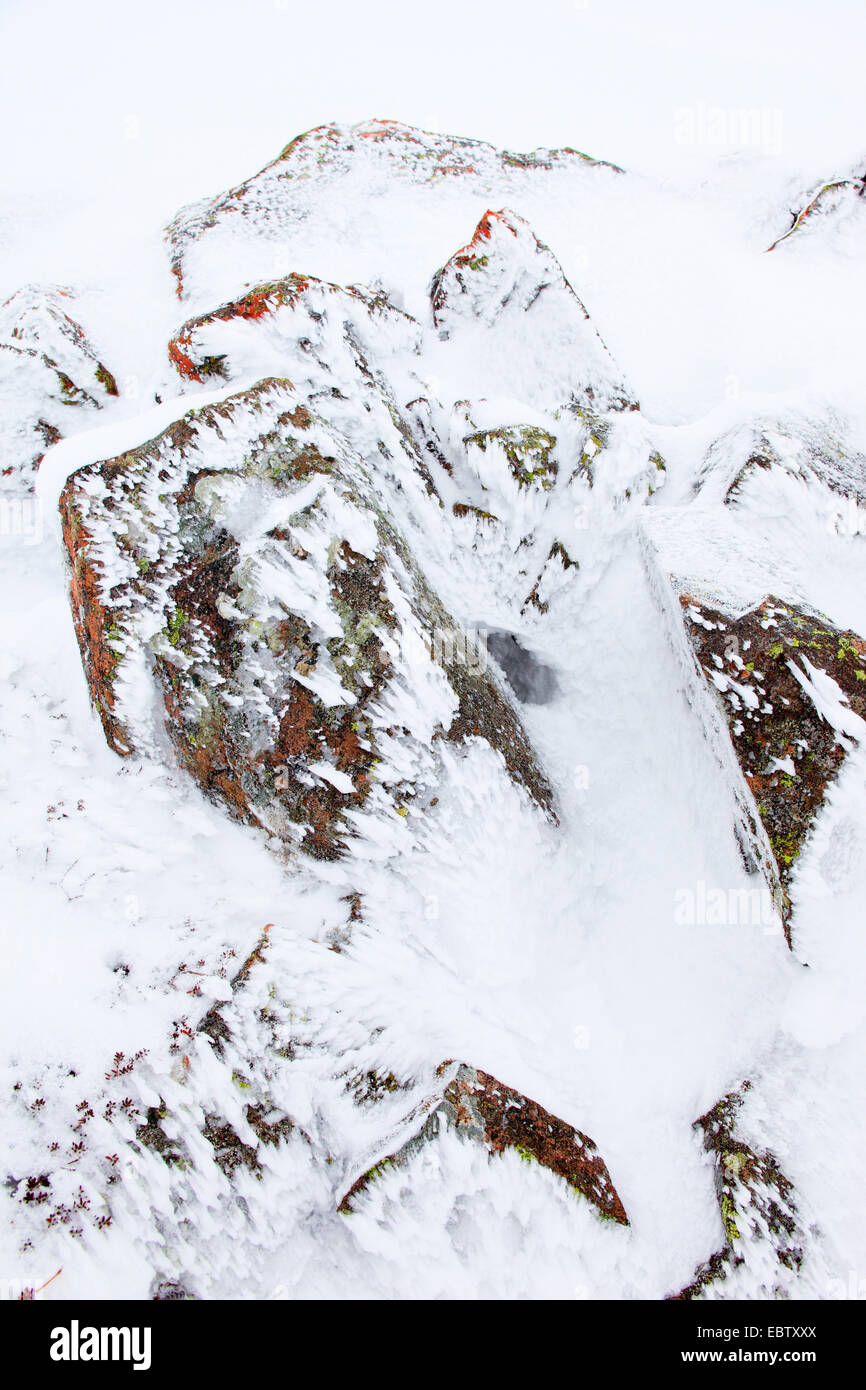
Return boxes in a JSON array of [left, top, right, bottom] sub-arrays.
[[486, 630, 558, 705]]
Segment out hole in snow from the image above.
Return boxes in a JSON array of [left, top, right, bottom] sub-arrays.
[[486, 630, 558, 705]]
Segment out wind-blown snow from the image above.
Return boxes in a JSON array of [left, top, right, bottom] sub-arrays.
[[2, 120, 866, 1302]]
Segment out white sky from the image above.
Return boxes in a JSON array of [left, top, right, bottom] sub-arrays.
[[2, 0, 865, 223]]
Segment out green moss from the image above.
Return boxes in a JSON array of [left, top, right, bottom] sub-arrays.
[[721, 1192, 740, 1241], [54, 368, 87, 404], [769, 826, 801, 866], [595, 1204, 619, 1223], [464, 424, 557, 490], [354, 612, 382, 645], [167, 607, 186, 647], [359, 1155, 394, 1191], [836, 634, 861, 661]]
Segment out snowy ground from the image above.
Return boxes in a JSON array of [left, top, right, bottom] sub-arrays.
[[2, 124, 866, 1300]]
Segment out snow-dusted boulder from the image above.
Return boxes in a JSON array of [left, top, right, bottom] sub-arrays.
[[339, 1063, 628, 1226], [166, 119, 623, 306], [678, 593, 866, 939], [672, 1082, 811, 1300], [60, 377, 554, 861], [163, 207, 663, 627], [430, 207, 633, 413], [0, 285, 118, 490]]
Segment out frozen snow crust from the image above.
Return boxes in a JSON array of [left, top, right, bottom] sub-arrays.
[[3, 120, 866, 1300]]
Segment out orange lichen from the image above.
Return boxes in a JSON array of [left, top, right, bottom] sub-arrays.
[[59, 490, 129, 755], [167, 335, 202, 382]]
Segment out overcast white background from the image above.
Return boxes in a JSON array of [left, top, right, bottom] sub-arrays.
[[1, 0, 865, 295]]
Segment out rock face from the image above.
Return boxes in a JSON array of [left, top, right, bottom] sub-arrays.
[[339, 1063, 628, 1225], [680, 593, 866, 936], [695, 418, 866, 510], [61, 377, 554, 857], [0, 285, 117, 489], [63, 191, 672, 862]]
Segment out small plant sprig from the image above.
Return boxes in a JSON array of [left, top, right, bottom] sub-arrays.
[[104, 1048, 148, 1081]]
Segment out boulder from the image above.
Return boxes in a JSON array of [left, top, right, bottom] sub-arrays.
[[339, 1063, 628, 1226], [0, 285, 118, 490]]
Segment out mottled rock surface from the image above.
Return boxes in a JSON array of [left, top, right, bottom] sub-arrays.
[[681, 592, 866, 934], [61, 378, 554, 860], [672, 1083, 808, 1299], [339, 1063, 628, 1225]]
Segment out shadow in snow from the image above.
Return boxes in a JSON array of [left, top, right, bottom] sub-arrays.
[[487, 630, 559, 705]]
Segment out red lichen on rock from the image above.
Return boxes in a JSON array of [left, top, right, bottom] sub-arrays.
[[166, 276, 311, 380], [59, 489, 130, 756], [339, 1063, 628, 1224], [681, 593, 866, 936], [462, 1068, 628, 1224], [167, 334, 202, 382]]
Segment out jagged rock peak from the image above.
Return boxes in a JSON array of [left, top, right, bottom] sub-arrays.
[[166, 119, 624, 302], [430, 206, 632, 411]]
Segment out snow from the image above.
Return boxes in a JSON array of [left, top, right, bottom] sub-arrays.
[[787, 657, 866, 745], [35, 380, 268, 529], [2, 110, 866, 1303]]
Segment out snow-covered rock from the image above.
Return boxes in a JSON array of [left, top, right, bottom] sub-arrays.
[[340, 1063, 628, 1226], [5, 118, 866, 1303], [0, 285, 118, 491], [678, 592, 866, 942], [60, 377, 554, 862], [766, 162, 866, 252], [166, 119, 623, 307], [673, 1082, 818, 1300]]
